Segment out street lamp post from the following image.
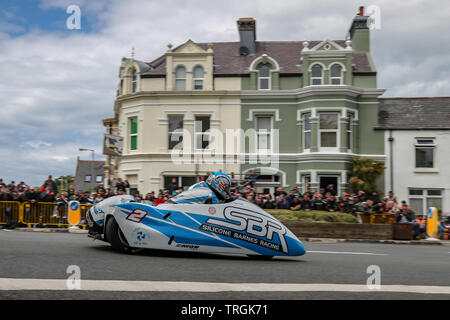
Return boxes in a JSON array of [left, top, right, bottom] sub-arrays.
[[79, 148, 95, 192]]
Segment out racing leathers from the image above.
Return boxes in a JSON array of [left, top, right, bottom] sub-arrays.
[[168, 181, 223, 204]]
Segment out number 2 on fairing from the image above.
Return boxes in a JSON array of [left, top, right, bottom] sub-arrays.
[[126, 209, 147, 223]]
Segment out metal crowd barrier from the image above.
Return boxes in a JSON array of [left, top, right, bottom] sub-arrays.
[[0, 201, 94, 228], [0, 201, 22, 225]]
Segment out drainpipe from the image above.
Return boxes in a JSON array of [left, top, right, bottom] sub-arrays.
[[388, 130, 394, 193]]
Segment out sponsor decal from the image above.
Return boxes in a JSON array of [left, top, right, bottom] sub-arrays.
[[132, 228, 149, 246], [175, 244, 200, 250], [208, 207, 216, 215], [201, 206, 288, 253]]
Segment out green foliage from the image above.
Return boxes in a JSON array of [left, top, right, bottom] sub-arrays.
[[54, 175, 75, 196], [349, 157, 385, 194], [266, 210, 359, 224]]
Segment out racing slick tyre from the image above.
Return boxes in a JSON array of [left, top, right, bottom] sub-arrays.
[[105, 217, 143, 254]]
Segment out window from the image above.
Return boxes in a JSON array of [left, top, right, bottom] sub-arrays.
[[310, 64, 323, 85], [194, 116, 210, 150], [408, 188, 443, 215], [319, 113, 338, 148], [415, 138, 435, 168], [129, 117, 138, 150], [175, 66, 186, 90], [168, 115, 184, 150], [347, 112, 354, 150], [84, 175, 92, 182], [330, 64, 343, 85], [96, 175, 103, 183], [164, 176, 197, 189], [131, 69, 137, 93], [303, 113, 311, 150], [257, 64, 271, 90], [193, 66, 204, 90], [256, 116, 272, 151]]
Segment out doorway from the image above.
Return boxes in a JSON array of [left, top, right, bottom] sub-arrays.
[[319, 176, 339, 195]]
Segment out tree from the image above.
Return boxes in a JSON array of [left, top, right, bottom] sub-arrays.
[[349, 158, 385, 194], [55, 175, 75, 195]]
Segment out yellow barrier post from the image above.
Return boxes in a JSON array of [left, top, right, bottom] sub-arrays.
[[426, 207, 439, 240], [68, 200, 81, 230]]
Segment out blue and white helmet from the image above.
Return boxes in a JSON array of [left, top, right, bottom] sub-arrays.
[[206, 171, 232, 200]]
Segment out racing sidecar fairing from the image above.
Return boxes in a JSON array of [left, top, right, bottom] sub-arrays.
[[87, 195, 306, 258]]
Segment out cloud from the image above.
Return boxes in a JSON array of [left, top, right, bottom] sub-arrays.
[[0, 0, 449, 187]]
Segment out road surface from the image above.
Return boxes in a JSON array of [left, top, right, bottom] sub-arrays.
[[0, 229, 449, 300]]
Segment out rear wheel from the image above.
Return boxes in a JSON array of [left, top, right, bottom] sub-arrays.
[[105, 217, 143, 253]]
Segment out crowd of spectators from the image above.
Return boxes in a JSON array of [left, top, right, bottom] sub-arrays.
[[1, 173, 449, 239], [0, 174, 408, 215]]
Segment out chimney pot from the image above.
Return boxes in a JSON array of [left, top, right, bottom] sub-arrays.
[[359, 6, 364, 16]]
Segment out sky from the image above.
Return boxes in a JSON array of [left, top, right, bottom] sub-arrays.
[[0, 0, 449, 187]]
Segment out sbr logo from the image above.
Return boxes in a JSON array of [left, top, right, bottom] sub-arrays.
[[206, 207, 288, 253]]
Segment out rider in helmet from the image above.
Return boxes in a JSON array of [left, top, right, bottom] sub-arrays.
[[169, 171, 232, 204]]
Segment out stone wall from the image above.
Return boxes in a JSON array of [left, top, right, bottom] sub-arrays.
[[285, 222, 393, 240]]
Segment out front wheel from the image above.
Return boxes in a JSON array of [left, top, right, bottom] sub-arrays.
[[105, 217, 143, 253]]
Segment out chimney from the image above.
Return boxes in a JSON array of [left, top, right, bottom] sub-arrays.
[[237, 18, 256, 56], [348, 6, 370, 52]]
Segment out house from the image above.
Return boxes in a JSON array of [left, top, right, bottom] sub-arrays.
[[74, 157, 106, 192], [378, 97, 450, 215], [104, 6, 386, 195]]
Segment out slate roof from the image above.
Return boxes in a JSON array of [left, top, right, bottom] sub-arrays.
[[142, 41, 374, 77], [378, 97, 450, 129]]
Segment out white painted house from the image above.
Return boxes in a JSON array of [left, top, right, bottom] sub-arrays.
[[378, 97, 450, 215]]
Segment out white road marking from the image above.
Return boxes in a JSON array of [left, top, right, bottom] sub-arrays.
[[0, 278, 449, 294], [307, 250, 388, 256]]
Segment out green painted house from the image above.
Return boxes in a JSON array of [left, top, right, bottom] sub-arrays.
[[237, 12, 385, 194]]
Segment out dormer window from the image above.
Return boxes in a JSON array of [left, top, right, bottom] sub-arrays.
[[257, 64, 271, 90], [330, 64, 343, 85], [310, 64, 323, 85], [175, 66, 186, 91], [193, 66, 204, 90]]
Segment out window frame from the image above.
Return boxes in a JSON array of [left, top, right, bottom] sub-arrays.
[[408, 188, 443, 215], [329, 64, 344, 85], [255, 115, 273, 152], [310, 64, 324, 85], [318, 112, 339, 151], [415, 138, 436, 168], [129, 116, 138, 151], [167, 115, 184, 150], [192, 66, 204, 90], [174, 65, 186, 91], [194, 115, 211, 150], [131, 69, 138, 93], [303, 112, 312, 151], [347, 112, 354, 152], [257, 64, 271, 91]]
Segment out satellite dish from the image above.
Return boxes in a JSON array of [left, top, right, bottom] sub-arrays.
[[239, 46, 249, 56]]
